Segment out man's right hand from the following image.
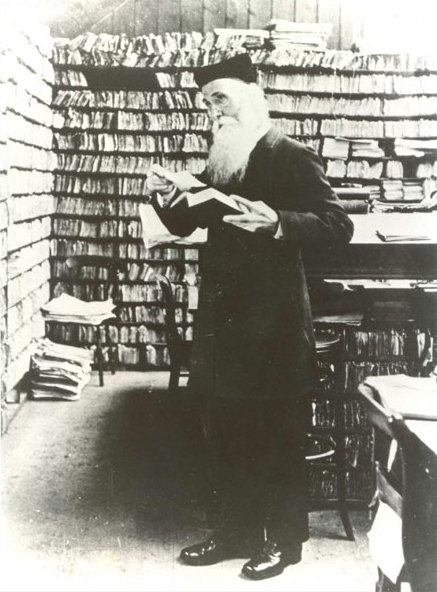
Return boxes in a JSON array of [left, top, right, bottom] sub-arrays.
[[146, 173, 177, 206]]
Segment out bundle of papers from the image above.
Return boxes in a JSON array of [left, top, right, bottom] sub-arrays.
[[322, 137, 350, 159], [41, 293, 116, 324], [266, 20, 332, 50], [350, 139, 385, 158], [29, 338, 93, 401], [394, 138, 437, 157]]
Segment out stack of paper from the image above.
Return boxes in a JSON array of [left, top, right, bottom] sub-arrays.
[[394, 138, 437, 157], [41, 293, 116, 325], [403, 180, 424, 202], [350, 139, 385, 158], [322, 137, 349, 159], [382, 180, 403, 201], [266, 20, 332, 50], [29, 338, 93, 401]]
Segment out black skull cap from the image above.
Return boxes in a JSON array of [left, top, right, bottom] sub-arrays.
[[193, 53, 257, 88]]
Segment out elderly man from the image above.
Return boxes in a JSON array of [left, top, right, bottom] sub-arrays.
[[145, 53, 354, 580]]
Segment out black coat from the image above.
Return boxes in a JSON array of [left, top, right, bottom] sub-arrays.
[[155, 127, 354, 400]]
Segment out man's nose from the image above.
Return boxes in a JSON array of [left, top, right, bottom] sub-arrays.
[[208, 104, 222, 120]]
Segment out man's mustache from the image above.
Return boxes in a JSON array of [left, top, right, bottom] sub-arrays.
[[212, 116, 240, 133]]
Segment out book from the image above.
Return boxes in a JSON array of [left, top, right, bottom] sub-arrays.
[[170, 187, 243, 226], [139, 203, 207, 249]]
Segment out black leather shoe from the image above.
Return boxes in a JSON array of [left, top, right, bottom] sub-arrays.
[[241, 541, 302, 580], [180, 536, 235, 566]]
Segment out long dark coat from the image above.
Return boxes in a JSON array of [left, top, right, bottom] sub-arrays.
[[154, 127, 354, 400]]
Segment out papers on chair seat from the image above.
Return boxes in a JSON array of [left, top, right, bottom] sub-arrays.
[[139, 203, 207, 249], [41, 293, 116, 324], [30, 338, 94, 401], [364, 374, 437, 420], [367, 500, 404, 584]]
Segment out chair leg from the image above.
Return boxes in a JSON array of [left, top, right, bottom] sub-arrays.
[[109, 346, 116, 375], [376, 568, 401, 592], [335, 397, 355, 541], [95, 335, 104, 387]]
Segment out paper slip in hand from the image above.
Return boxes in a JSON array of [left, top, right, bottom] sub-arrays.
[[150, 164, 206, 192]]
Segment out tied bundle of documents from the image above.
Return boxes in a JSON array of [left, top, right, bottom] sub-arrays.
[[41, 293, 116, 324], [30, 338, 93, 401]]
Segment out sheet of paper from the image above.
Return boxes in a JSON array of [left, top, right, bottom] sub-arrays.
[[150, 164, 206, 191], [367, 501, 404, 584], [364, 374, 437, 419]]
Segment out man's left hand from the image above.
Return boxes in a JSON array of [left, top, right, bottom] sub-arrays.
[[223, 195, 279, 234]]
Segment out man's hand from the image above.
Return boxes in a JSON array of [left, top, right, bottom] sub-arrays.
[[146, 173, 177, 206], [223, 195, 279, 234]]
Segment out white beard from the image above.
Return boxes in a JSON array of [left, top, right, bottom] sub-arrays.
[[206, 117, 260, 188]]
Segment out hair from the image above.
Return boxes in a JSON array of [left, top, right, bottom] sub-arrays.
[[205, 82, 270, 187]]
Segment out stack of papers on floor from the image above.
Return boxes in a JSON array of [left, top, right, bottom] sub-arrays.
[[41, 293, 116, 324], [29, 338, 93, 401]]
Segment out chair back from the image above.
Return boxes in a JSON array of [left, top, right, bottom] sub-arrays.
[[154, 273, 182, 352], [358, 384, 437, 592]]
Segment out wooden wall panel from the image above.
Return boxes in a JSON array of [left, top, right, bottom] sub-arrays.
[[271, 0, 296, 22], [226, 0, 249, 29], [203, 0, 227, 32], [181, 0, 204, 32], [295, 0, 318, 22], [112, 0, 138, 36], [248, 0, 272, 29], [82, 0, 351, 49], [158, 0, 182, 33], [318, 0, 340, 49], [134, 0, 159, 34]]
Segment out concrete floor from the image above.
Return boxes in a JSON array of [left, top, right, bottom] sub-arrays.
[[1, 371, 377, 592]]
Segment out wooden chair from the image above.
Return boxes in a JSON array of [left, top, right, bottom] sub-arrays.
[[154, 273, 193, 394], [306, 329, 355, 541], [358, 384, 437, 592]]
